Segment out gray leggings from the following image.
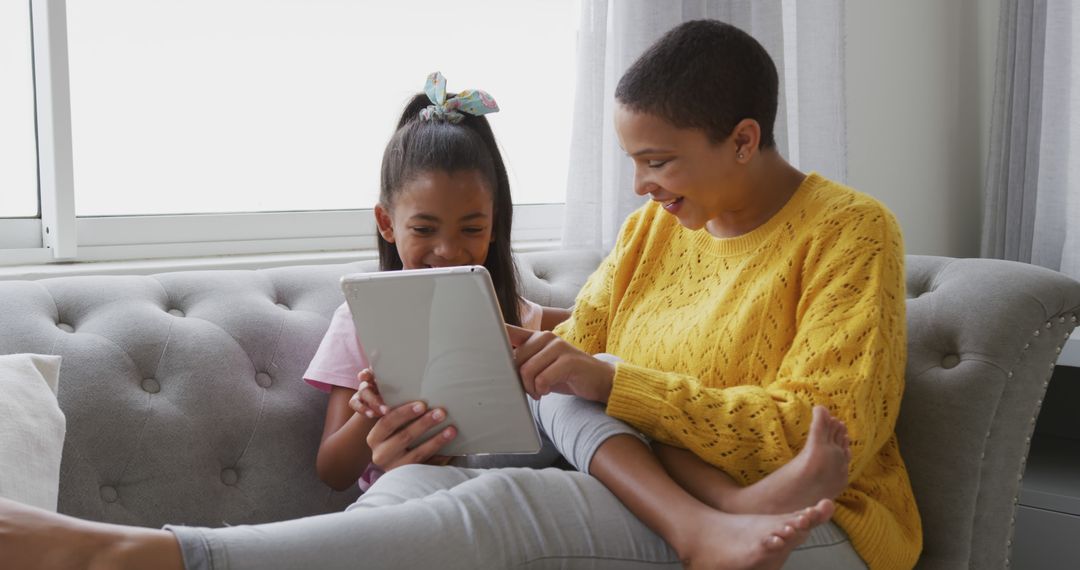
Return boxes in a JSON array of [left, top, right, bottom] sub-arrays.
[[167, 393, 866, 569]]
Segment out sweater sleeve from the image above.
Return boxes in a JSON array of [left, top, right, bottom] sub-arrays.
[[605, 206, 906, 485], [551, 250, 616, 355], [552, 206, 648, 355]]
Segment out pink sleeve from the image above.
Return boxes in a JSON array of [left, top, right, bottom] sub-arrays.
[[303, 303, 369, 393]]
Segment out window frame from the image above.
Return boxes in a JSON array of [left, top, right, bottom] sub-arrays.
[[1, 0, 564, 268]]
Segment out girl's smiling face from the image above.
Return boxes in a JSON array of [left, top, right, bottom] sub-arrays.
[[374, 169, 495, 270]]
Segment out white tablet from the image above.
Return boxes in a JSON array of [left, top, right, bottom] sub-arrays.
[[340, 266, 542, 456]]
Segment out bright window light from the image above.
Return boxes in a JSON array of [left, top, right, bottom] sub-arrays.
[[67, 0, 577, 217], [0, 1, 38, 219]]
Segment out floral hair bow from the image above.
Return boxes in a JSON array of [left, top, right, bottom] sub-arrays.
[[418, 71, 499, 123]]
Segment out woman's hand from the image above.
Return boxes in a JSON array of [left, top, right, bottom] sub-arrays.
[[350, 369, 455, 470], [505, 324, 616, 403]]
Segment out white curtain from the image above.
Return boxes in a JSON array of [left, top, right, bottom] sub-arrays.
[[562, 0, 847, 250], [983, 0, 1080, 280]]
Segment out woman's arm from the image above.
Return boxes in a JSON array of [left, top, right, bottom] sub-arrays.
[[316, 386, 376, 491]]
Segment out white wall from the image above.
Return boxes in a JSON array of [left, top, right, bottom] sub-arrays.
[[845, 0, 999, 257]]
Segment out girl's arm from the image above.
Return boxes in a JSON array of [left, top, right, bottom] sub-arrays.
[[316, 386, 377, 491], [318, 381, 454, 492], [540, 306, 572, 331]]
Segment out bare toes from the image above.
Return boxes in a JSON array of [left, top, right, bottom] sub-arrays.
[[763, 534, 786, 550], [812, 499, 836, 522], [776, 523, 797, 539]]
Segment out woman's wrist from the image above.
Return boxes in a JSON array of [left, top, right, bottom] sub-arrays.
[[596, 361, 617, 403]]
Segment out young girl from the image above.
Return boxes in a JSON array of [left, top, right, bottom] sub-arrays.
[[303, 72, 567, 492]]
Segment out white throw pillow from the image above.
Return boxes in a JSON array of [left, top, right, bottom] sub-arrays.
[[0, 354, 66, 511]]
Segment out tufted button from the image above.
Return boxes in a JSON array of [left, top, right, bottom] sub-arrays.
[[100, 485, 118, 503], [255, 373, 273, 388], [141, 378, 161, 394], [167, 309, 185, 317], [275, 303, 290, 310], [56, 322, 74, 333], [940, 354, 961, 369], [221, 468, 239, 486]]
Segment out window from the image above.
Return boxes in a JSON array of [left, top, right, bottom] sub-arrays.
[[66, 0, 576, 217], [0, 1, 38, 219], [2, 0, 573, 265]]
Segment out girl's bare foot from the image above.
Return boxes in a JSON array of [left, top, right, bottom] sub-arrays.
[[677, 499, 836, 570], [724, 405, 850, 515], [0, 497, 182, 570]]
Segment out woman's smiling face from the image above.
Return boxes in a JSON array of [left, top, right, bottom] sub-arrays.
[[614, 103, 746, 231]]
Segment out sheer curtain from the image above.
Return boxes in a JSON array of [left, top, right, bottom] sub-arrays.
[[562, 0, 847, 250], [982, 0, 1080, 279]]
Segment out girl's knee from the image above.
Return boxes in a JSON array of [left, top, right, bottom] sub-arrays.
[[375, 464, 471, 490]]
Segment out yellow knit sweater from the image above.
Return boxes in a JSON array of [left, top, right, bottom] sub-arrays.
[[554, 173, 922, 569]]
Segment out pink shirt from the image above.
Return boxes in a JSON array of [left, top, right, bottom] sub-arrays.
[[303, 297, 544, 490]]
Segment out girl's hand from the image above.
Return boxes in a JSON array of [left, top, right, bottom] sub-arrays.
[[364, 401, 458, 471], [350, 369, 390, 418], [505, 324, 617, 403], [349, 369, 457, 470]]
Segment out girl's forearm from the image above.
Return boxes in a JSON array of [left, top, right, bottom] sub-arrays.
[[540, 306, 572, 331], [316, 408, 376, 492]]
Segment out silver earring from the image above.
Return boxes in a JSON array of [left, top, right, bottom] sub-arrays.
[[737, 153, 745, 159]]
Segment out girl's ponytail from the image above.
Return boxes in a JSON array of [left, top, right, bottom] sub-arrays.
[[377, 74, 521, 326]]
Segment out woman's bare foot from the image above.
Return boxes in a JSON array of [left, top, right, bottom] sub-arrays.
[[0, 497, 183, 570], [676, 498, 836, 570], [724, 405, 850, 515]]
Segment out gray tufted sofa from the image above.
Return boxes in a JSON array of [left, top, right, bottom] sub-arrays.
[[1, 250, 1078, 569]]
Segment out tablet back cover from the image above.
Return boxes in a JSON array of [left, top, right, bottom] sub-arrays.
[[341, 266, 541, 456]]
